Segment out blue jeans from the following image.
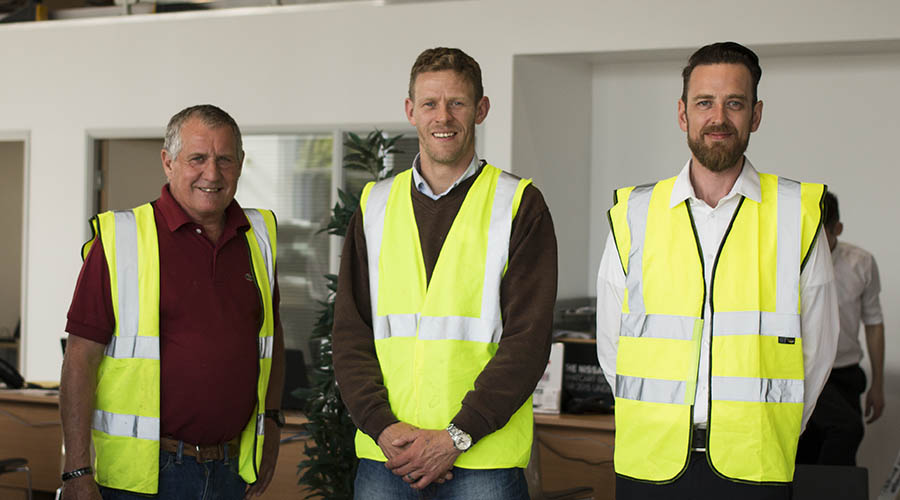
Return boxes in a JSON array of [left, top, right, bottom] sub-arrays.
[[99, 447, 246, 500], [354, 458, 529, 500]]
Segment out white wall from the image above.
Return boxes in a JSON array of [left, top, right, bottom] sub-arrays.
[[2, 0, 900, 495]]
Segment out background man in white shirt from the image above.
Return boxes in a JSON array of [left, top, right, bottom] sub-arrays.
[[797, 191, 885, 465], [596, 41, 839, 499]]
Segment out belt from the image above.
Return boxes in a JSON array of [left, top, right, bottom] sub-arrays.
[[160, 436, 240, 462], [691, 428, 707, 451]]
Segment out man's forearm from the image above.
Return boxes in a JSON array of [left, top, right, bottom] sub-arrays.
[[864, 323, 885, 388], [59, 335, 105, 470]]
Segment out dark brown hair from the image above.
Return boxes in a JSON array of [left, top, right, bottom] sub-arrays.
[[409, 47, 483, 102], [681, 41, 762, 103]]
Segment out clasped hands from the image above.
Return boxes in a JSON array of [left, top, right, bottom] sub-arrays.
[[377, 422, 462, 490]]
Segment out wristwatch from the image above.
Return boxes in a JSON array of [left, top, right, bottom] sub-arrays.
[[265, 409, 285, 428], [446, 423, 472, 452]]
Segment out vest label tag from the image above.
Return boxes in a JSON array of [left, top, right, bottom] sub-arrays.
[[778, 336, 796, 345]]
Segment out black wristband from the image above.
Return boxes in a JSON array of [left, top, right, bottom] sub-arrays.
[[61, 466, 93, 481], [265, 409, 285, 428]]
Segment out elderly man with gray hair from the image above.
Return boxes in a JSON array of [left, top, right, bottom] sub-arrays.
[[60, 104, 285, 500]]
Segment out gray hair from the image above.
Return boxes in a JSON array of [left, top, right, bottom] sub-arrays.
[[163, 104, 243, 160]]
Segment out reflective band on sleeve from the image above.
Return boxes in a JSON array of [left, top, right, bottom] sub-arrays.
[[104, 336, 160, 360], [243, 209, 275, 295], [92, 409, 160, 441], [479, 172, 519, 323], [776, 178, 801, 314], [712, 376, 804, 404], [418, 315, 503, 343], [258, 336, 274, 359], [616, 374, 687, 405], [623, 185, 654, 314], [712, 311, 801, 338], [363, 178, 396, 323], [114, 211, 140, 338], [620, 313, 697, 341]]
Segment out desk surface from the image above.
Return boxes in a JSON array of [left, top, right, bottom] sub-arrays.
[[0, 388, 60, 404], [534, 412, 614, 431]]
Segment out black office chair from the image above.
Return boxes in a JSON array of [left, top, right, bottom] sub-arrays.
[[0, 457, 32, 500]]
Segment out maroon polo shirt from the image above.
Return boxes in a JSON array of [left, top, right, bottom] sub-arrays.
[[66, 185, 280, 445]]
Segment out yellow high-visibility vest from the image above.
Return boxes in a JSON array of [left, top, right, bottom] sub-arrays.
[[81, 204, 277, 494], [608, 173, 824, 483], [355, 164, 533, 469]]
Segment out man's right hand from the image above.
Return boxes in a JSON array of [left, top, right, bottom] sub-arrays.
[[61, 475, 102, 500], [376, 422, 453, 485], [376, 422, 419, 461]]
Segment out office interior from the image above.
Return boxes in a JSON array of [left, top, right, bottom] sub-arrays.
[[0, 0, 898, 498]]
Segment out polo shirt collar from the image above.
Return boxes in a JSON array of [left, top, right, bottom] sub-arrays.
[[156, 184, 249, 234], [670, 156, 762, 208]]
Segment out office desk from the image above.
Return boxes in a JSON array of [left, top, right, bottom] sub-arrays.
[[0, 390, 315, 498], [0, 389, 62, 494], [534, 413, 615, 500]]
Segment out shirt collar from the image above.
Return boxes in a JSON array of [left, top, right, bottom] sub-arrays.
[[410, 153, 481, 200], [156, 184, 249, 235], [670, 156, 762, 208]]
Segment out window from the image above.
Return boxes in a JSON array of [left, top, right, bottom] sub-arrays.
[[236, 130, 417, 371]]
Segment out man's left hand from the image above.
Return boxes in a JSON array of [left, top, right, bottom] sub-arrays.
[[244, 420, 281, 498], [384, 429, 461, 490], [865, 386, 885, 423]]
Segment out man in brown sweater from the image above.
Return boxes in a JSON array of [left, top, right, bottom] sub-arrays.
[[333, 47, 558, 499]]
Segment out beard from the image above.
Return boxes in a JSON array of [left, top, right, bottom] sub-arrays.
[[687, 122, 750, 173]]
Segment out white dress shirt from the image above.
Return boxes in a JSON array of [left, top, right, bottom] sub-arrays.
[[595, 158, 839, 431], [831, 241, 883, 368]]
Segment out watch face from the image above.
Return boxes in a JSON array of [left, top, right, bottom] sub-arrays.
[[448, 424, 472, 451]]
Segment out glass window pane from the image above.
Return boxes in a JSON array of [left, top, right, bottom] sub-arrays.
[[237, 134, 333, 370]]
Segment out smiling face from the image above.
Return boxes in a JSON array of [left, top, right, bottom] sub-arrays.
[[405, 70, 490, 172], [161, 117, 243, 226], [678, 63, 763, 173]]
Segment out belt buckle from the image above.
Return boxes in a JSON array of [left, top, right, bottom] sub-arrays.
[[196, 444, 216, 463]]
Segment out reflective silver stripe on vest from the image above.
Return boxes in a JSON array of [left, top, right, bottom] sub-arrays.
[[104, 336, 160, 359], [712, 311, 801, 338], [620, 312, 697, 341], [114, 210, 140, 338], [418, 315, 503, 343], [363, 177, 396, 333], [255, 412, 265, 436], [373, 314, 418, 341], [244, 209, 275, 295], [364, 169, 519, 344], [258, 336, 274, 359], [776, 177, 802, 314], [616, 374, 687, 405], [623, 185, 654, 314], [712, 376, 803, 404], [477, 172, 520, 326], [92, 409, 160, 440]]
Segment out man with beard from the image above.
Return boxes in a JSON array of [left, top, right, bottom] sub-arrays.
[[333, 47, 557, 499], [595, 42, 839, 499]]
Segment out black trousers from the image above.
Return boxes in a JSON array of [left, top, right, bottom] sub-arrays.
[[796, 364, 867, 465], [616, 452, 792, 500]]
